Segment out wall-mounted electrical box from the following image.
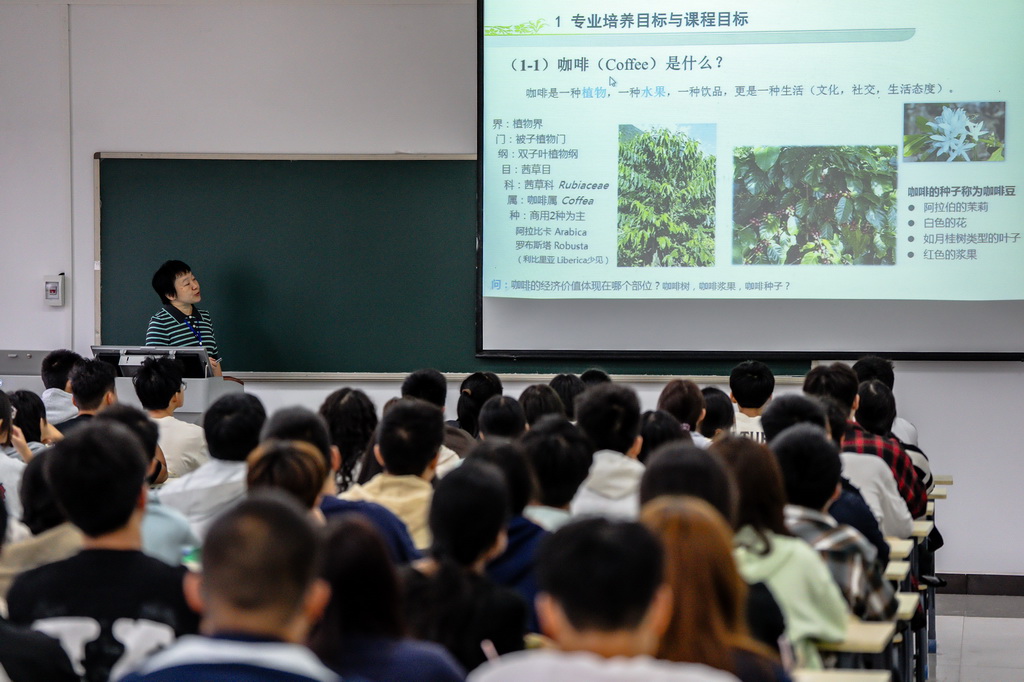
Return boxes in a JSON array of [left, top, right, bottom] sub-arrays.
[[44, 274, 64, 307]]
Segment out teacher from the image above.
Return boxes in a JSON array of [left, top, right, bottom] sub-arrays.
[[145, 260, 223, 377]]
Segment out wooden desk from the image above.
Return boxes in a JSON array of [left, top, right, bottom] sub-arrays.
[[817, 615, 897, 654], [886, 538, 914, 560], [885, 560, 911, 582], [933, 474, 953, 486], [895, 592, 919, 621], [928, 486, 947, 500], [926, 501, 935, 517], [794, 671, 891, 682], [911, 520, 934, 538]]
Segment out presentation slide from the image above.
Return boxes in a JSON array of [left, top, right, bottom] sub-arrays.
[[481, 0, 1023, 303]]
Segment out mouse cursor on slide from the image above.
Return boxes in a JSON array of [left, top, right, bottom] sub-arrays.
[[608, 76, 617, 87]]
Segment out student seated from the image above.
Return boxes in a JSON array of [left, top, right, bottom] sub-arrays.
[[518, 384, 566, 427], [548, 373, 585, 421], [729, 361, 775, 443], [0, 393, 29, 520], [402, 461, 527, 672], [157, 393, 266, 540], [133, 356, 208, 478], [121, 492, 338, 681], [520, 416, 593, 532], [58, 358, 118, 434], [8, 389, 62, 456], [570, 384, 645, 520], [402, 369, 474, 464], [715, 436, 846, 669], [453, 372, 504, 439], [657, 379, 709, 448], [700, 387, 736, 442], [641, 497, 789, 682], [852, 355, 920, 449], [469, 517, 734, 682], [309, 516, 466, 681], [637, 410, 688, 464], [247, 440, 329, 518], [318, 387, 378, 492], [771, 424, 897, 621], [479, 396, 527, 441], [857, 378, 932, 494], [39, 349, 83, 426], [7, 422, 199, 680]]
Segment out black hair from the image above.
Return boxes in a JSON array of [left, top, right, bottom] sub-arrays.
[[152, 259, 192, 305], [456, 372, 503, 438], [639, 444, 736, 525], [132, 356, 184, 411], [45, 421, 148, 537], [761, 393, 827, 443], [657, 379, 705, 431], [203, 393, 267, 462], [94, 404, 159, 463], [638, 410, 688, 464], [856, 380, 897, 437], [20, 449, 66, 536], [478, 396, 527, 440], [377, 399, 444, 476], [429, 460, 509, 566], [575, 383, 641, 455], [0, 489, 7, 551], [852, 355, 896, 390], [69, 359, 117, 411], [549, 373, 585, 420], [818, 396, 849, 449], [261, 407, 333, 473], [309, 516, 406, 658], [319, 388, 378, 492], [519, 416, 593, 509], [202, 491, 321, 615], [803, 362, 859, 412], [579, 368, 612, 387], [518, 384, 566, 427], [537, 517, 663, 632], [770, 424, 842, 511], [401, 369, 448, 408], [0, 392, 11, 447], [9, 390, 45, 444], [41, 349, 84, 391], [467, 440, 535, 516], [729, 361, 775, 409], [699, 387, 736, 439]]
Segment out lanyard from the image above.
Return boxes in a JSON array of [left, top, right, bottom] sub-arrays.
[[183, 316, 203, 347]]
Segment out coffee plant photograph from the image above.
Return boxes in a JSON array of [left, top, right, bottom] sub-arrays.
[[732, 145, 898, 265], [617, 125, 716, 267], [903, 101, 1005, 162]]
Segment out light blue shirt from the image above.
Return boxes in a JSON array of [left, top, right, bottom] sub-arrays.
[[143, 490, 199, 566]]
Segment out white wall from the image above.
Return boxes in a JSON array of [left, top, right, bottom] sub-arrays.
[[1, 1, 1020, 576]]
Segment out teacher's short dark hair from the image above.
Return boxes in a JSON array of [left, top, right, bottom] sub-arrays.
[[152, 259, 192, 304]]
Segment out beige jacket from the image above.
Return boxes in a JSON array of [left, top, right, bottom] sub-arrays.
[[340, 474, 433, 550]]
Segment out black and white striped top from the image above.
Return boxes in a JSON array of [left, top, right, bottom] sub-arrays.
[[145, 305, 221, 360]]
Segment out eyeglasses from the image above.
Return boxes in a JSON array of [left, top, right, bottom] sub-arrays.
[[180, 382, 187, 392]]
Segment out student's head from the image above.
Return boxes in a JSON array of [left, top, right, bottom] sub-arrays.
[[712, 436, 788, 542], [699, 387, 735, 440], [575, 383, 642, 456], [641, 496, 757, 669], [519, 415, 593, 509], [519, 384, 566, 427], [45, 421, 148, 537], [456, 372, 503, 438], [537, 518, 668, 645], [637, 410, 687, 464], [20, 450, 66, 536], [190, 491, 327, 636], [376, 399, 444, 476], [309, 516, 405, 655], [429, 460, 508, 566], [856, 379, 897, 438], [760, 393, 827, 443], [819, 396, 849, 449], [657, 379, 705, 431], [94, 404, 160, 469], [853, 355, 896, 390], [203, 393, 266, 462], [247, 440, 328, 510], [549, 373, 585, 420], [803, 362, 859, 413], [729, 361, 775, 410], [401, 369, 448, 408], [639, 444, 736, 525], [9, 390, 46, 444], [770, 424, 842, 511], [152, 259, 194, 305], [262, 407, 334, 475], [0, 392, 12, 447], [41, 349, 84, 391], [69, 359, 117, 411], [478, 395, 527, 440], [580, 368, 612, 388], [467, 440, 535, 516], [318, 388, 377, 490], [132, 356, 184, 411]]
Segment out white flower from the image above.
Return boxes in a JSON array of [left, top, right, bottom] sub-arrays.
[[947, 137, 975, 162], [926, 106, 970, 139], [965, 119, 987, 141]]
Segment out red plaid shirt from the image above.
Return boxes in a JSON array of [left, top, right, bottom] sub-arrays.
[[843, 421, 927, 518]]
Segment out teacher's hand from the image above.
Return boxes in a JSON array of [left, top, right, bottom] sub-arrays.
[[209, 357, 224, 377]]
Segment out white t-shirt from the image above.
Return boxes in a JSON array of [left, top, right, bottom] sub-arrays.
[[153, 416, 210, 478], [840, 452, 914, 538], [731, 412, 766, 443], [469, 649, 738, 682]]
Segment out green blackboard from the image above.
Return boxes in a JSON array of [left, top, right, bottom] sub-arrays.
[[99, 156, 807, 376]]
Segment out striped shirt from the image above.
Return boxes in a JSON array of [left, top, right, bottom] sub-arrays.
[[146, 305, 221, 360]]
